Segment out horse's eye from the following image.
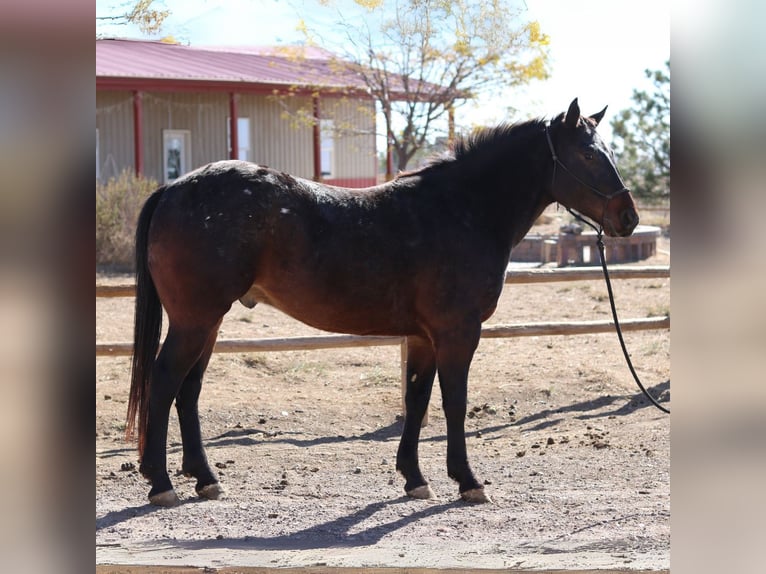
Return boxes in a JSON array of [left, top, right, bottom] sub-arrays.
[[584, 152, 594, 161]]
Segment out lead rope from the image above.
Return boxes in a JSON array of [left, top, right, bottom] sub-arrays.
[[566, 208, 670, 414]]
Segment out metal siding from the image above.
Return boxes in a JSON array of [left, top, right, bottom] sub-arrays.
[[96, 91, 135, 181], [96, 89, 376, 184], [322, 98, 376, 179], [244, 94, 313, 178], [141, 92, 229, 181]]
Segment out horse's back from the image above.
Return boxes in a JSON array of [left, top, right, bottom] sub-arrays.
[[145, 160, 507, 337], [145, 161, 421, 333]]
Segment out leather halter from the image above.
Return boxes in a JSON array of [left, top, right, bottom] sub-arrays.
[[545, 124, 669, 414], [544, 123, 630, 231]]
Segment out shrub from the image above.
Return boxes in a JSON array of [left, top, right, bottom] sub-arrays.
[[96, 171, 158, 270]]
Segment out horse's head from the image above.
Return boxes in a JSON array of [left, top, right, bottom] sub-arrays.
[[546, 98, 638, 237]]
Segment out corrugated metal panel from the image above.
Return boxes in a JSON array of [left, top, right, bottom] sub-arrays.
[[96, 89, 377, 184], [96, 91, 134, 181], [141, 92, 229, 182], [322, 98, 377, 179], [242, 94, 314, 178]]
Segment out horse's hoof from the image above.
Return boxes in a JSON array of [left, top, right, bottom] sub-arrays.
[[197, 482, 224, 500], [407, 484, 436, 500], [149, 489, 180, 507], [461, 487, 493, 504]]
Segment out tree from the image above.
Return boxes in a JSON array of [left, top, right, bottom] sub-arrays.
[[96, 0, 170, 35], [610, 61, 670, 202], [312, 0, 550, 174]]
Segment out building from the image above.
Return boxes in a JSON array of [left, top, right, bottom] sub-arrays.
[[96, 39, 384, 187]]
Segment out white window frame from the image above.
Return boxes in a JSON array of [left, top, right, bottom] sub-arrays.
[[163, 129, 191, 183], [227, 117, 251, 161], [320, 119, 335, 178]]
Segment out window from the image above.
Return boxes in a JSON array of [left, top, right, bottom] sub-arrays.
[[227, 117, 251, 160], [163, 129, 191, 183], [320, 119, 334, 178]]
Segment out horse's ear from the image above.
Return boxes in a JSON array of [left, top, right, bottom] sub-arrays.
[[590, 105, 608, 126], [564, 98, 580, 128]]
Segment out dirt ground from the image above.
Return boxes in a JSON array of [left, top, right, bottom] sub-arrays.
[[96, 220, 670, 572]]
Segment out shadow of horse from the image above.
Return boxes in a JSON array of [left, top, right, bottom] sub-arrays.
[[98, 381, 667, 473], [513, 380, 670, 432], [97, 383, 668, 537], [199, 379, 669, 450], [205, 419, 404, 449], [96, 504, 164, 531], [98, 495, 461, 549], [171, 496, 459, 551]]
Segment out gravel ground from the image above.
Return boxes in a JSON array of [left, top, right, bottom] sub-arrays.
[[97, 228, 670, 572]]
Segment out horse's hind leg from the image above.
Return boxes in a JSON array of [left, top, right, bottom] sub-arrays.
[[140, 323, 219, 506], [176, 320, 222, 500], [396, 335, 437, 499]]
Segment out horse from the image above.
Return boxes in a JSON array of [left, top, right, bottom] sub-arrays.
[[127, 98, 638, 507]]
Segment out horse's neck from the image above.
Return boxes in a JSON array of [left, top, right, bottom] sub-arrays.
[[443, 141, 552, 251], [508, 199, 551, 247]]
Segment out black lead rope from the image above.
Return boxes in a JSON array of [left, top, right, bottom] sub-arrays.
[[566, 207, 670, 415]]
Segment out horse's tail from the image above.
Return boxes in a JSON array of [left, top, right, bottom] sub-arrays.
[[126, 186, 166, 457]]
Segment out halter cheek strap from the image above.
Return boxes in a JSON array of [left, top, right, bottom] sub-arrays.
[[544, 123, 630, 232]]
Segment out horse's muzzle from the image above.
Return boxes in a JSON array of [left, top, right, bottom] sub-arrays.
[[604, 207, 639, 237], [620, 208, 639, 236]]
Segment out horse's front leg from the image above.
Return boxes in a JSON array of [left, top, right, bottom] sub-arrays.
[[396, 335, 437, 499], [435, 327, 492, 503]]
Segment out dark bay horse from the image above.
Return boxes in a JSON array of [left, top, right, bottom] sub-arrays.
[[127, 99, 638, 506]]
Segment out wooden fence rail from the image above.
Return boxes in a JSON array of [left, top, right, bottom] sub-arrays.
[[97, 265, 670, 358], [95, 316, 670, 358], [97, 265, 669, 425], [502, 265, 669, 284], [96, 265, 670, 298]]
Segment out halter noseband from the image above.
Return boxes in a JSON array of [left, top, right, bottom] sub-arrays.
[[544, 123, 630, 232]]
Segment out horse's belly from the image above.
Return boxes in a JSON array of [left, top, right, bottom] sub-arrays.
[[239, 282, 416, 336]]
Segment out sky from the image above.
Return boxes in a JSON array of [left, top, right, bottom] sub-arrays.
[[96, 0, 670, 141]]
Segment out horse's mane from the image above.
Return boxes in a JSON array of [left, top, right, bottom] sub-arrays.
[[453, 119, 545, 158], [398, 116, 555, 180]]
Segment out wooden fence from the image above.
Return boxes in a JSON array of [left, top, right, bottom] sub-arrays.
[[97, 265, 669, 359], [97, 265, 669, 425]]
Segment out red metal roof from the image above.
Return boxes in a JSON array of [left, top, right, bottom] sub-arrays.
[[96, 39, 370, 94]]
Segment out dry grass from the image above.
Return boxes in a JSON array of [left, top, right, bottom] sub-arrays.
[[96, 171, 158, 271]]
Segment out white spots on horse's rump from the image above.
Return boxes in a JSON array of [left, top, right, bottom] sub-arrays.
[[280, 208, 291, 215]]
